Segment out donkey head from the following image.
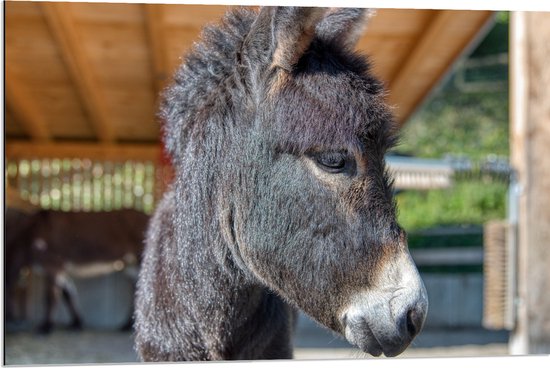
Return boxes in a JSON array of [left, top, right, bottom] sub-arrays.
[[235, 7, 428, 356], [164, 7, 428, 357]]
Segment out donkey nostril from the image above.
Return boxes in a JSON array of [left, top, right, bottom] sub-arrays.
[[406, 309, 420, 339]]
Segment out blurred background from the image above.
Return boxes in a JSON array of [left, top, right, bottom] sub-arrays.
[[4, 1, 550, 364]]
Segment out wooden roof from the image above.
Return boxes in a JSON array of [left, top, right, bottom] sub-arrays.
[[5, 2, 493, 162]]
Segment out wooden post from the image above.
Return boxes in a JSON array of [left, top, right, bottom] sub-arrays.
[[509, 11, 550, 354]]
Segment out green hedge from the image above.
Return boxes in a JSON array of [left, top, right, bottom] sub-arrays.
[[397, 180, 507, 232]]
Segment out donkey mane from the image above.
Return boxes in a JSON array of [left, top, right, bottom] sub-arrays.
[[161, 8, 255, 160]]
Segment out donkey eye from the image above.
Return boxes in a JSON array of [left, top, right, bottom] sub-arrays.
[[314, 152, 351, 173]]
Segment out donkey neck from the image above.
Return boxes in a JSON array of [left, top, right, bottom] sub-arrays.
[[169, 186, 293, 359]]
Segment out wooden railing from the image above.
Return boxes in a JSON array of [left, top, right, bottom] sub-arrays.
[[5, 158, 173, 214]]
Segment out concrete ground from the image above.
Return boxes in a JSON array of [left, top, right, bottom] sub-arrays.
[[7, 264, 511, 364], [4, 324, 510, 365]]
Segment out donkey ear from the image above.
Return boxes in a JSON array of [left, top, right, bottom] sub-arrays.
[[244, 7, 326, 72], [316, 8, 375, 50], [270, 7, 326, 71]]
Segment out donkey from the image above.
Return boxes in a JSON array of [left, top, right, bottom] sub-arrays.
[[5, 207, 35, 323], [5, 208, 149, 333], [134, 7, 428, 361]]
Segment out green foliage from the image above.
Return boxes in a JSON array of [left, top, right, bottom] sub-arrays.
[[394, 15, 510, 233], [397, 89, 509, 160], [396, 180, 508, 231]]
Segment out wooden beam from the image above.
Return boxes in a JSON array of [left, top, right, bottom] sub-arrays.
[[6, 141, 161, 162], [144, 4, 169, 97], [509, 11, 550, 355], [388, 10, 493, 125], [41, 2, 116, 142], [5, 67, 51, 141]]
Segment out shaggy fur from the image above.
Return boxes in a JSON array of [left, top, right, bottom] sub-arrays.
[[134, 7, 405, 361]]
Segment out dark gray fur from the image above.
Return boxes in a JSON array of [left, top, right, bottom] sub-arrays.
[[134, 7, 402, 361]]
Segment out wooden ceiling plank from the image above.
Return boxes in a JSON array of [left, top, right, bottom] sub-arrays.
[[144, 4, 169, 96], [5, 67, 51, 141], [388, 10, 494, 125], [6, 4, 496, 148], [41, 2, 116, 142], [6, 141, 161, 162]]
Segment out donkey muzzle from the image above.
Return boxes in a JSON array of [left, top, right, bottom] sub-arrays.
[[340, 250, 428, 357]]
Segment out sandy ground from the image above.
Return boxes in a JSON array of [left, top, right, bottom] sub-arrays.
[[3, 329, 509, 365]]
